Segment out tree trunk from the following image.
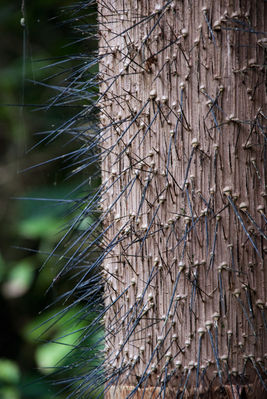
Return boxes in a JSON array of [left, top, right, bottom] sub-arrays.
[[99, 0, 266, 397]]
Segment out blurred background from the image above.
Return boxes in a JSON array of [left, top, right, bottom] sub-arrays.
[[0, 1, 98, 397]]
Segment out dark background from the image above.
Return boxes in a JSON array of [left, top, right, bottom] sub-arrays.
[[0, 1, 97, 397]]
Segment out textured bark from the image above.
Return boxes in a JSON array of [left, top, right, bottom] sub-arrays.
[[99, 0, 266, 397]]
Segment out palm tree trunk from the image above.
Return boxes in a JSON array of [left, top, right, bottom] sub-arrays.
[[99, 0, 266, 397]]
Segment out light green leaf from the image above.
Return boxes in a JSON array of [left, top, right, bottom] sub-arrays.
[[0, 359, 20, 384], [2, 261, 34, 298]]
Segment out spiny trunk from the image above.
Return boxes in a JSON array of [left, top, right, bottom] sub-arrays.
[[98, 0, 266, 397]]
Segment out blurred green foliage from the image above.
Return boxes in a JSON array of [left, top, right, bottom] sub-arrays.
[[0, 1, 100, 398]]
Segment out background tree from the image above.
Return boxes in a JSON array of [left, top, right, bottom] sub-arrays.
[[97, 0, 266, 398]]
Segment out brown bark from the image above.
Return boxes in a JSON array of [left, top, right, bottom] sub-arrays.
[[99, 0, 266, 397]]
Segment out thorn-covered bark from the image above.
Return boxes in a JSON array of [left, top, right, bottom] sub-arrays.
[[98, 1, 266, 397]]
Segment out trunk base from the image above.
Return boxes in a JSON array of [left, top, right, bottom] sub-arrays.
[[105, 384, 265, 398]]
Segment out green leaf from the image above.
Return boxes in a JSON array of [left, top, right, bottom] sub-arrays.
[[2, 261, 34, 298], [35, 334, 77, 374], [23, 307, 103, 374], [76, 215, 93, 231], [0, 387, 20, 399], [0, 359, 20, 384], [17, 215, 61, 240]]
